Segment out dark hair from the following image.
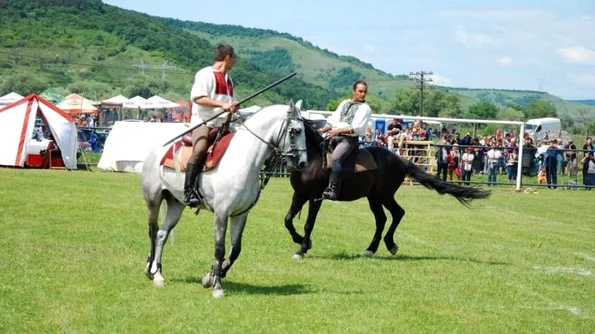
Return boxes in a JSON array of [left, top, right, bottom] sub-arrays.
[[215, 44, 235, 61], [352, 80, 368, 91]]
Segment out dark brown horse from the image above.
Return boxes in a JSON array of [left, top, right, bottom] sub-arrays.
[[284, 120, 491, 259]]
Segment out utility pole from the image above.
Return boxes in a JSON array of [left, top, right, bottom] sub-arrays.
[[133, 59, 146, 76], [133, 59, 174, 89], [409, 71, 433, 116]]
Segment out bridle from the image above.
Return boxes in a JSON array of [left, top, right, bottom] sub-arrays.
[[234, 105, 307, 187]]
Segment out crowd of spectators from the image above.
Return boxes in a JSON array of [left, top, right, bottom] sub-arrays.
[[431, 129, 595, 189]]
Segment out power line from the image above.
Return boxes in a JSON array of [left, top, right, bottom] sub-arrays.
[[0, 49, 188, 74], [409, 71, 433, 116]]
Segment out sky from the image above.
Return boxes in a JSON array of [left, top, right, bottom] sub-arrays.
[[103, 0, 595, 100]]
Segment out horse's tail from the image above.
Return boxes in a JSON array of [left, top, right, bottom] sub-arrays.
[[403, 158, 491, 206]]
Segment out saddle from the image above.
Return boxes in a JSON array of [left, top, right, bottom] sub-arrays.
[[160, 127, 234, 172], [322, 139, 377, 173]]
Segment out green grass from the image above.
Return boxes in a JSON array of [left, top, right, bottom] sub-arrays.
[[0, 168, 593, 333]]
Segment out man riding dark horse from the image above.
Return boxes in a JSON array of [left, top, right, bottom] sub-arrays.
[[318, 80, 372, 200]]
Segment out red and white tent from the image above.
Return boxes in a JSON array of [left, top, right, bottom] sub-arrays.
[[0, 94, 78, 169]]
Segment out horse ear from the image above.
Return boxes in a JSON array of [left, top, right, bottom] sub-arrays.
[[295, 100, 303, 110]]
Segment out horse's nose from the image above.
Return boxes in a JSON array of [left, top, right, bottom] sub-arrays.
[[298, 161, 306, 170]]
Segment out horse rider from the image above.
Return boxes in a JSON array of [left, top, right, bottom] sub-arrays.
[[185, 44, 239, 207], [318, 80, 372, 200]]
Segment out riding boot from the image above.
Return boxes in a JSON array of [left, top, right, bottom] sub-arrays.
[[322, 171, 342, 200], [184, 163, 201, 207]]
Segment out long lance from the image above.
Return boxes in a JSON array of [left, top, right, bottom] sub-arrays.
[[162, 72, 297, 147]]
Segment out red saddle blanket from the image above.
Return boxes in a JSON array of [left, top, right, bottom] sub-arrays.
[[160, 132, 235, 172]]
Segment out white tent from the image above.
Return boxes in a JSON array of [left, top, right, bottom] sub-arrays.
[[145, 95, 181, 109], [101, 95, 140, 109], [128, 95, 153, 109], [0, 92, 24, 106], [97, 121, 188, 173], [0, 94, 78, 169]]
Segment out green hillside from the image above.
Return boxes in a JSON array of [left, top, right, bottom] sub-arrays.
[[0, 0, 592, 120], [0, 0, 335, 109], [162, 20, 413, 99], [441, 87, 595, 119]]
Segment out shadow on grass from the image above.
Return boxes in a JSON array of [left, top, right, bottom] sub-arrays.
[[176, 277, 312, 296], [323, 251, 509, 265]]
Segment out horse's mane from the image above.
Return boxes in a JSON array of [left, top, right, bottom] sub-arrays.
[[301, 119, 324, 154]]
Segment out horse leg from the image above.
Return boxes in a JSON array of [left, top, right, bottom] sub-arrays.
[[381, 197, 405, 256], [220, 212, 248, 279], [284, 192, 308, 246], [361, 196, 387, 257], [148, 196, 185, 287], [293, 199, 322, 259], [202, 212, 228, 298], [144, 200, 161, 280]]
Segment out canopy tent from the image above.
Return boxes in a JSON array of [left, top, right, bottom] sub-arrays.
[[144, 95, 181, 109], [97, 121, 187, 173], [40, 88, 64, 104], [128, 95, 150, 109], [101, 95, 140, 109], [0, 94, 78, 169], [57, 94, 99, 114], [0, 92, 24, 106]]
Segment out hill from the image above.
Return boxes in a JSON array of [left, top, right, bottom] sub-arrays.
[[0, 0, 336, 109], [162, 20, 595, 119], [440, 87, 594, 119], [568, 99, 595, 106], [0, 0, 592, 119], [161, 20, 413, 98]]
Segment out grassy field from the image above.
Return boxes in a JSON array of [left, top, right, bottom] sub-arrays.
[[0, 168, 593, 333]]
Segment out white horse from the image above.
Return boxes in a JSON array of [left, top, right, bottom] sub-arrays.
[[141, 101, 308, 298]]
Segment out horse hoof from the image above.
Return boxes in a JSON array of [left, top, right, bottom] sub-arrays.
[[292, 253, 304, 260], [212, 289, 225, 299], [153, 279, 165, 287], [144, 265, 153, 280], [361, 250, 375, 257], [389, 246, 399, 256], [201, 274, 214, 288]]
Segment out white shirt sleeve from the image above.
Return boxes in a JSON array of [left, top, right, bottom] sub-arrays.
[[350, 103, 372, 136], [190, 69, 213, 101], [326, 100, 345, 127]]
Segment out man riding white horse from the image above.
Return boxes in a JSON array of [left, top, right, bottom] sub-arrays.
[[185, 44, 239, 207], [319, 80, 372, 200]]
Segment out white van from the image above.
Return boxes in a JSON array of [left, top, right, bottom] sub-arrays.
[[525, 118, 561, 143]]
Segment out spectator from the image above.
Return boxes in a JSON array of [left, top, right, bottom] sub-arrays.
[[564, 140, 577, 176], [581, 151, 595, 190], [486, 144, 502, 186], [506, 149, 518, 184], [361, 128, 374, 147], [451, 133, 461, 145], [460, 132, 472, 147], [448, 144, 461, 182], [435, 136, 449, 181], [582, 137, 594, 155], [461, 147, 474, 185], [386, 118, 402, 150], [522, 137, 537, 176], [374, 129, 386, 148], [582, 137, 594, 183], [545, 140, 559, 189]]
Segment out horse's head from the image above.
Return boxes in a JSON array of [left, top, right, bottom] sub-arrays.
[[279, 100, 308, 172]]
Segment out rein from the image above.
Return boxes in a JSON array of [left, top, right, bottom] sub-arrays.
[[233, 106, 304, 191]]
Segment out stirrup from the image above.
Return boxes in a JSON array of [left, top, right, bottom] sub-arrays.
[[184, 189, 201, 208], [321, 188, 338, 200]]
